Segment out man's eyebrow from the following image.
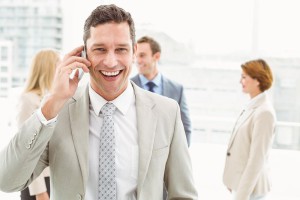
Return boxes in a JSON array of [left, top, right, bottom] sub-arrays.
[[116, 43, 131, 47], [90, 43, 105, 48], [91, 43, 131, 48]]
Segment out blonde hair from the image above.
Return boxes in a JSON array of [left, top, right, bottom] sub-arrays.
[[24, 49, 60, 96]]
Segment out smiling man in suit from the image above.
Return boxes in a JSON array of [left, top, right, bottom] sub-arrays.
[[131, 36, 192, 147], [0, 4, 197, 200]]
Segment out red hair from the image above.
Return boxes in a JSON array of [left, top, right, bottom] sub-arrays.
[[241, 59, 273, 92]]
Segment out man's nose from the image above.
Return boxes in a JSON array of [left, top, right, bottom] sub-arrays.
[[103, 52, 118, 68], [136, 56, 142, 64]]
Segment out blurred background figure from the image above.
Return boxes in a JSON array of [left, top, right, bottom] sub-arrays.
[[16, 49, 60, 200], [131, 36, 192, 147], [132, 36, 193, 200], [223, 59, 276, 200]]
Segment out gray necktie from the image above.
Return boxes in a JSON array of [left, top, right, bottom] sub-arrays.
[[99, 103, 117, 200]]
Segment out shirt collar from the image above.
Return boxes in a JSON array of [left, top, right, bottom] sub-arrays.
[[89, 82, 135, 116], [246, 92, 266, 110], [139, 73, 162, 87]]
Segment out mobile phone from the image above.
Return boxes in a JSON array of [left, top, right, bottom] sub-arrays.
[[78, 47, 87, 80]]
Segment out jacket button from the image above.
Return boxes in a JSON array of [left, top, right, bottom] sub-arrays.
[[227, 152, 231, 156], [76, 194, 82, 200]]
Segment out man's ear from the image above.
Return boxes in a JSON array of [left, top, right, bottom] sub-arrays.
[[133, 43, 137, 59], [133, 43, 137, 54], [153, 52, 161, 61]]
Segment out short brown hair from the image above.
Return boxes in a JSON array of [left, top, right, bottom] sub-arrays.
[[83, 4, 135, 47], [137, 36, 161, 55], [241, 59, 273, 92]]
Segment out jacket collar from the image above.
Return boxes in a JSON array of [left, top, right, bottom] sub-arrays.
[[69, 84, 90, 190], [69, 82, 158, 195], [227, 92, 268, 149]]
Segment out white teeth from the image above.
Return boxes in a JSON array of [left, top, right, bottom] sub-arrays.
[[101, 70, 120, 76]]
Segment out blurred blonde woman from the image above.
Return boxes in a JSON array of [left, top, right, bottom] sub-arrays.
[[223, 59, 277, 200], [16, 49, 60, 200]]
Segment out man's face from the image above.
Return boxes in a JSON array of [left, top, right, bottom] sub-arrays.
[[136, 42, 159, 80], [86, 22, 135, 100]]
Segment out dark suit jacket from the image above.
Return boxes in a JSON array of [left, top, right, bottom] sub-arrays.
[[131, 74, 192, 146]]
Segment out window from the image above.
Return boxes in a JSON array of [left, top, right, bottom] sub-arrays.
[[0, 66, 8, 72], [0, 78, 8, 83], [0, 47, 8, 61]]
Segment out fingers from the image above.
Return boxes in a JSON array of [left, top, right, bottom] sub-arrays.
[[57, 46, 91, 75], [58, 62, 88, 76], [64, 46, 84, 59], [73, 68, 81, 81], [73, 57, 90, 72], [47, 46, 88, 109]]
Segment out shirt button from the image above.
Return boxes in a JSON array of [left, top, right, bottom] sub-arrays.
[[227, 152, 231, 156]]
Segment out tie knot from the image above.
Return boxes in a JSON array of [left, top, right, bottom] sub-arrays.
[[146, 81, 156, 92], [101, 103, 116, 116]]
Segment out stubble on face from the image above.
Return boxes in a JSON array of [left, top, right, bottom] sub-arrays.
[[86, 22, 135, 101], [136, 43, 158, 80]]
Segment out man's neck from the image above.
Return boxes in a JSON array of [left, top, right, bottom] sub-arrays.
[[145, 71, 159, 81]]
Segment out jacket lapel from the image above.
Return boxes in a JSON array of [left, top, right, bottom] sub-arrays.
[[227, 109, 254, 149], [161, 75, 173, 98], [131, 75, 142, 87], [69, 85, 90, 190], [132, 83, 157, 197], [227, 93, 267, 149], [161, 75, 171, 97]]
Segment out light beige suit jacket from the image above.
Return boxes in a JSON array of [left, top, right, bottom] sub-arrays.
[[0, 82, 198, 200], [16, 92, 50, 196], [223, 93, 276, 200]]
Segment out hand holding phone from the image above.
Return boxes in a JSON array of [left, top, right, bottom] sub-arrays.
[[69, 46, 88, 80]]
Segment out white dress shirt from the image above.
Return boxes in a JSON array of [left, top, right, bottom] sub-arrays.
[[138, 73, 163, 95], [85, 83, 138, 200], [36, 83, 138, 199]]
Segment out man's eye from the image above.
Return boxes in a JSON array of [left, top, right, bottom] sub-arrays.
[[96, 48, 106, 52], [116, 48, 127, 53]]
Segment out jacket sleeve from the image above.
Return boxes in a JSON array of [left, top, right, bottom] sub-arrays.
[[15, 93, 49, 195], [28, 168, 48, 195], [164, 104, 198, 199], [178, 86, 192, 147], [235, 110, 276, 200], [0, 113, 54, 193]]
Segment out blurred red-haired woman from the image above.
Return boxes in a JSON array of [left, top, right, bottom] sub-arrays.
[[223, 59, 277, 200]]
